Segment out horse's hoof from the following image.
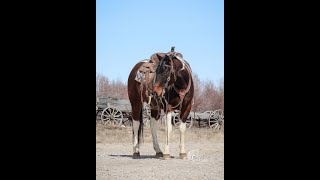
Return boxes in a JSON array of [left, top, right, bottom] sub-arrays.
[[132, 152, 140, 159], [179, 153, 187, 159], [162, 154, 171, 160], [156, 152, 163, 157]]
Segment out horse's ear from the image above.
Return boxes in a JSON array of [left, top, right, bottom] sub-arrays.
[[157, 53, 169, 63], [156, 53, 164, 62], [163, 53, 169, 61]]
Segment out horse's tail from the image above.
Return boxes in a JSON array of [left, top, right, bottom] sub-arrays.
[[138, 106, 144, 145]]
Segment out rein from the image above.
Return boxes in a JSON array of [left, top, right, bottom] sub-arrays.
[[161, 56, 192, 113]]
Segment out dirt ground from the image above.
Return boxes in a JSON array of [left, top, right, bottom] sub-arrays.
[[96, 124, 224, 180]]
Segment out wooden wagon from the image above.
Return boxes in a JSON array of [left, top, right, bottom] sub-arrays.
[[171, 109, 224, 130], [96, 97, 223, 130], [96, 97, 150, 127]]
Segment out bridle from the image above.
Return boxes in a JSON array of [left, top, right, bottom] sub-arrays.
[[154, 54, 192, 113]]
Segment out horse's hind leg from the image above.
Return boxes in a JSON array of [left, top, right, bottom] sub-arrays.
[[131, 103, 142, 159], [132, 119, 140, 158], [150, 110, 162, 157]]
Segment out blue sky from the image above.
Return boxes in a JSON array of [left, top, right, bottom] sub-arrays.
[[96, 0, 224, 85]]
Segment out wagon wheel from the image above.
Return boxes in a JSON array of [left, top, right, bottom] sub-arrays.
[[203, 111, 214, 128], [195, 114, 201, 128], [123, 118, 132, 127], [101, 107, 123, 127], [143, 105, 151, 127], [172, 110, 180, 126], [172, 111, 192, 128], [186, 114, 193, 129], [209, 109, 224, 131], [122, 112, 132, 127]]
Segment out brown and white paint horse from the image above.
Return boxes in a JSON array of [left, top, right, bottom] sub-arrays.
[[127, 47, 194, 159]]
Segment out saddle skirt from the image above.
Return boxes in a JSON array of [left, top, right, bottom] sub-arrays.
[[135, 59, 157, 83]]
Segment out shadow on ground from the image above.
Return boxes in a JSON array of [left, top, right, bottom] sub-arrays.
[[109, 154, 175, 159]]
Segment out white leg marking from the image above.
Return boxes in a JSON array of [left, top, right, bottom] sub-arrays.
[[150, 117, 161, 153], [164, 112, 172, 154], [179, 122, 187, 154], [132, 120, 140, 153]]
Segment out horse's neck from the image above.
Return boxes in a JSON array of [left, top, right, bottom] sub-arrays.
[[174, 58, 192, 87], [170, 62, 192, 98], [174, 73, 187, 89]]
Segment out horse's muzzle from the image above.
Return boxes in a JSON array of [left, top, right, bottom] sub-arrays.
[[153, 84, 162, 97]]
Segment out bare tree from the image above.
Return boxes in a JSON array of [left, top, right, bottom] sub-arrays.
[[194, 78, 224, 112], [96, 73, 128, 99], [217, 79, 224, 111], [108, 79, 128, 99], [191, 73, 203, 112], [96, 73, 110, 97], [96, 72, 224, 111]]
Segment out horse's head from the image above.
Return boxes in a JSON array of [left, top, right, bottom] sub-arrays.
[[153, 53, 174, 97], [153, 54, 172, 96]]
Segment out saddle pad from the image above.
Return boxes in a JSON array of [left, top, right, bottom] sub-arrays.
[[135, 70, 144, 82]]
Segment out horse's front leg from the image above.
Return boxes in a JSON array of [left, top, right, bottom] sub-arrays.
[[179, 103, 192, 160], [150, 116, 162, 157], [179, 121, 187, 159], [163, 111, 172, 160]]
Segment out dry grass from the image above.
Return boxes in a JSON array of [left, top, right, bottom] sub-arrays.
[[96, 123, 224, 144]]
